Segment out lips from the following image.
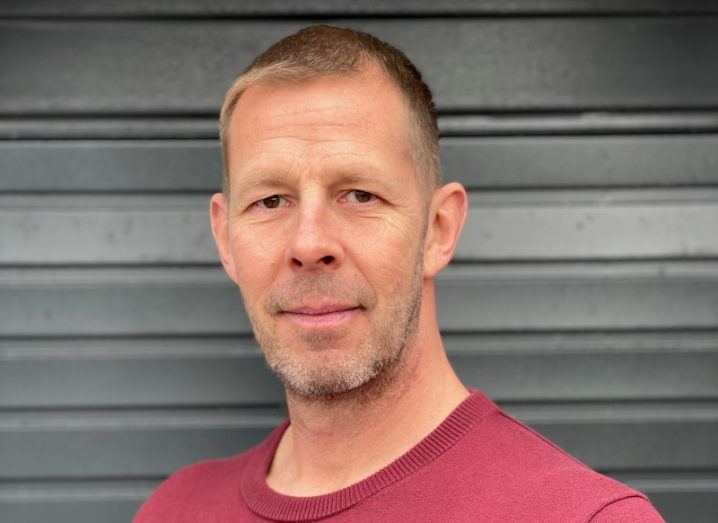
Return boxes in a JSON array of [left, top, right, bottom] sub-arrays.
[[283, 304, 359, 315], [280, 303, 362, 330]]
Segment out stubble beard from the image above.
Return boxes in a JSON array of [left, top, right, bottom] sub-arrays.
[[243, 246, 424, 404]]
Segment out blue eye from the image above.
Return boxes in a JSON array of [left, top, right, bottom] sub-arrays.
[[255, 195, 287, 209], [346, 190, 376, 203]]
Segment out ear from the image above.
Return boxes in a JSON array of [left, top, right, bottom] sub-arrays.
[[209, 192, 239, 285], [422, 182, 468, 279]]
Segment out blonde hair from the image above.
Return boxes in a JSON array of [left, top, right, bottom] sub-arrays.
[[219, 24, 441, 198]]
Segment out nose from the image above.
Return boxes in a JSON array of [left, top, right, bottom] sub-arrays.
[[286, 198, 344, 271]]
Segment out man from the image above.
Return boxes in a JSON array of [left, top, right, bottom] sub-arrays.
[[134, 25, 664, 522]]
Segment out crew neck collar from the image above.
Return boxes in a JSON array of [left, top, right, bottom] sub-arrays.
[[240, 388, 496, 521]]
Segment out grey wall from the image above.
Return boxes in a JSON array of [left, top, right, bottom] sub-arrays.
[[1, 1, 718, 521]]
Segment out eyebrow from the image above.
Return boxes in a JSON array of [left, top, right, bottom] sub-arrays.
[[234, 172, 295, 195], [234, 166, 391, 195], [334, 170, 386, 187]]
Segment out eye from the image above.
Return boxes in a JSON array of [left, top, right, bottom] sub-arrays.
[[254, 195, 288, 209], [345, 189, 376, 204]]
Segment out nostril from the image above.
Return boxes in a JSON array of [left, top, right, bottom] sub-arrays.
[[290, 255, 335, 268]]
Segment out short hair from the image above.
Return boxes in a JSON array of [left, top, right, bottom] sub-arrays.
[[219, 24, 441, 199]]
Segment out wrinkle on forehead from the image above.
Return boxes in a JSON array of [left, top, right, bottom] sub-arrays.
[[236, 101, 386, 152], [231, 64, 407, 140], [226, 62, 418, 200]]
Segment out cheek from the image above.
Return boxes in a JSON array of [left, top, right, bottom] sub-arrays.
[[348, 217, 420, 298], [229, 226, 282, 295]]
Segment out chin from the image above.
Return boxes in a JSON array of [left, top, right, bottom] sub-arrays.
[[276, 348, 405, 404]]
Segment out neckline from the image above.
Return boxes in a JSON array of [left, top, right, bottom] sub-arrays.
[[240, 388, 496, 521]]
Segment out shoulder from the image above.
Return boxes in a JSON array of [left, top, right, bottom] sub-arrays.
[[132, 453, 252, 523], [133, 420, 288, 522], [589, 495, 665, 522], [455, 405, 664, 521]]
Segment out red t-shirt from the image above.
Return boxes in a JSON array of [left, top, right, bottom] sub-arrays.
[[134, 389, 664, 522]]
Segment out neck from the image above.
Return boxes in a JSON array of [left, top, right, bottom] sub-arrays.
[[265, 283, 469, 496]]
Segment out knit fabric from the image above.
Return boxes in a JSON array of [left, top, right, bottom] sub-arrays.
[[134, 389, 664, 522]]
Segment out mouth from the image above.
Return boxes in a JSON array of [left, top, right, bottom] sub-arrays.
[[280, 305, 362, 330]]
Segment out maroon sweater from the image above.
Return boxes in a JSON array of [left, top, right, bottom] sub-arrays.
[[134, 389, 664, 522]]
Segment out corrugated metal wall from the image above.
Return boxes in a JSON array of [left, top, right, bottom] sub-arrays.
[[1, 2, 717, 522]]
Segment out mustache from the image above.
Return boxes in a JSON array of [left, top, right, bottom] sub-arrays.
[[265, 273, 376, 314]]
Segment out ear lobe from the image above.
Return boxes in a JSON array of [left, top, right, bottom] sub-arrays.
[[209, 193, 239, 285], [422, 182, 468, 279]]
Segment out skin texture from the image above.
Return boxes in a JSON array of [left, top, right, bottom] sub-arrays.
[[210, 61, 470, 496]]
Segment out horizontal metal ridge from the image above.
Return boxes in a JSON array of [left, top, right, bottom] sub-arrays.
[[2, 261, 718, 285], [3, 187, 718, 207], [2, 0, 718, 18], [0, 408, 286, 431], [1, 261, 718, 286], [0, 479, 157, 502], [502, 401, 718, 423], [2, 331, 717, 359], [0, 401, 716, 431], [2, 112, 718, 139]]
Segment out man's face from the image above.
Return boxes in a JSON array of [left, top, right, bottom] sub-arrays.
[[216, 64, 428, 400]]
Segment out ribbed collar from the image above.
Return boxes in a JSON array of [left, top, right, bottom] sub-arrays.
[[240, 389, 496, 521]]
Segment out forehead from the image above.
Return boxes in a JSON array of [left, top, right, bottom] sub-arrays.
[[226, 64, 415, 185]]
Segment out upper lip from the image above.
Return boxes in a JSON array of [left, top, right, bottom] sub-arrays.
[[283, 304, 360, 315]]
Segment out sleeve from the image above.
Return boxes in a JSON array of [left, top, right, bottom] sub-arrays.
[[132, 474, 182, 523], [132, 464, 205, 523], [589, 495, 665, 522]]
